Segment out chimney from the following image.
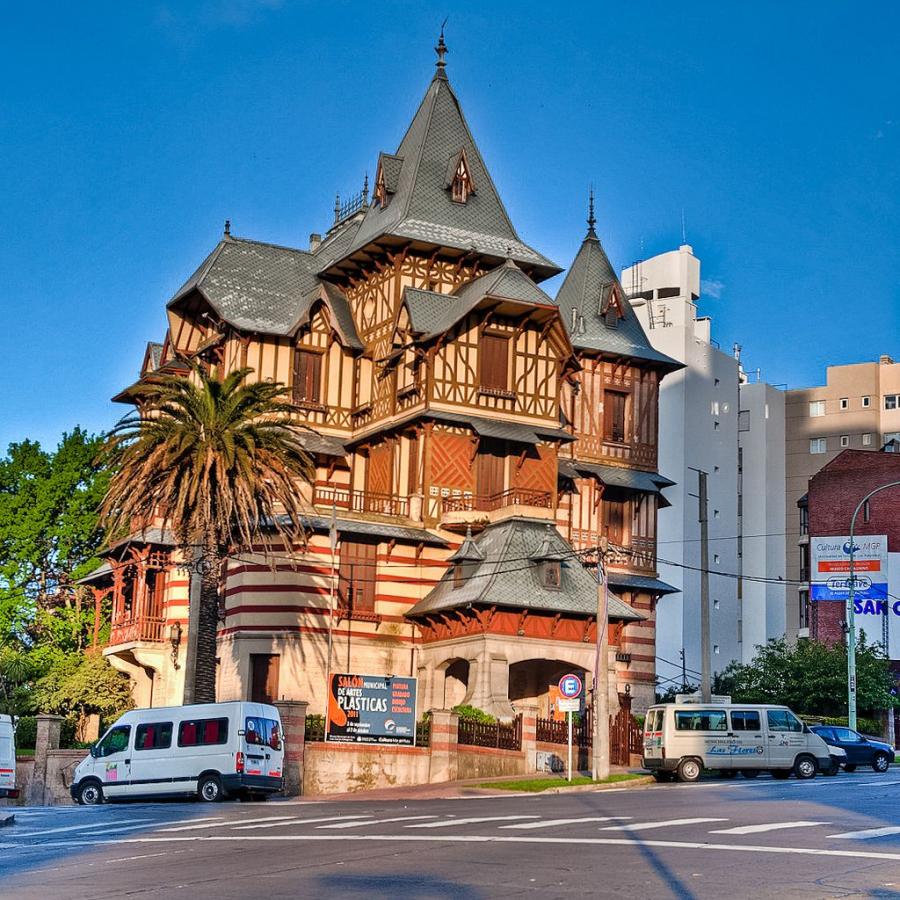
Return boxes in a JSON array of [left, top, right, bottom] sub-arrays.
[[879, 354, 894, 365], [309, 233, 322, 252]]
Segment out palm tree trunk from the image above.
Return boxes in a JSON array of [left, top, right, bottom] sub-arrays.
[[193, 545, 221, 704]]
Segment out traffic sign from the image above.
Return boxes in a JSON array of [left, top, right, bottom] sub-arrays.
[[557, 698, 581, 713], [558, 673, 583, 700]]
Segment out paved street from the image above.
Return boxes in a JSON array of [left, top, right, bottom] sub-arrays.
[[3, 771, 900, 898]]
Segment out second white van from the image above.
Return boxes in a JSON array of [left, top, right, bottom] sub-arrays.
[[0, 715, 17, 799], [642, 696, 832, 782], [70, 701, 284, 804]]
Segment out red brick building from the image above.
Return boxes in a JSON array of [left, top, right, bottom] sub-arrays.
[[806, 447, 900, 649]]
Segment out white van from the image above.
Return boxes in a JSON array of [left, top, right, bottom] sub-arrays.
[[642, 696, 832, 782], [70, 701, 284, 805], [0, 715, 17, 799]]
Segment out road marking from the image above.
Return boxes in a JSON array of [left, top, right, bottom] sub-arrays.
[[37, 833, 900, 863], [12, 819, 153, 837], [231, 815, 373, 830], [317, 815, 438, 829], [828, 826, 900, 840], [711, 821, 829, 835], [850, 780, 900, 787], [500, 817, 632, 830], [600, 818, 728, 832], [158, 816, 291, 832], [406, 815, 540, 829]]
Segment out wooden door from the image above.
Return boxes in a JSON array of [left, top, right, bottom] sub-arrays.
[[476, 439, 506, 499], [366, 442, 393, 497], [250, 654, 280, 704], [338, 540, 378, 614]]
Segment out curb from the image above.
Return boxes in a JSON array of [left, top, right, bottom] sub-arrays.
[[0, 813, 15, 828], [466, 775, 656, 796]]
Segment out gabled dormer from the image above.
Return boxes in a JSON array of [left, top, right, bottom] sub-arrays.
[[445, 147, 475, 203], [373, 153, 403, 209]]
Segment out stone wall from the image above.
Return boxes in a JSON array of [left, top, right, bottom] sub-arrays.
[[6, 750, 84, 807]]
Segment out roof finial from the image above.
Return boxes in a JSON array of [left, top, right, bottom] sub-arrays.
[[362, 172, 369, 204], [587, 186, 597, 238], [435, 19, 449, 76], [224, 219, 231, 237], [333, 191, 341, 224]]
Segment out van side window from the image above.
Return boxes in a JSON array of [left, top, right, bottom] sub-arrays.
[[95, 725, 131, 757], [766, 710, 803, 733], [135, 722, 173, 751], [675, 710, 727, 731], [730, 711, 761, 732], [178, 718, 229, 747]]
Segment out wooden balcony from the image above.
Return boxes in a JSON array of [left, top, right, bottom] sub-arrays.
[[606, 537, 656, 572], [439, 488, 553, 532], [313, 485, 409, 519], [109, 615, 166, 646]]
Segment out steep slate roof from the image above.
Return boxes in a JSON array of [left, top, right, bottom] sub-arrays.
[[401, 260, 557, 341], [406, 517, 641, 620], [168, 236, 361, 348], [606, 572, 678, 596], [335, 66, 559, 277], [556, 225, 680, 369]]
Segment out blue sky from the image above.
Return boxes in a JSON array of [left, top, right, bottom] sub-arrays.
[[1, 1, 898, 451]]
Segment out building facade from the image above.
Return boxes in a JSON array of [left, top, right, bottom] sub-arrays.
[[85, 46, 678, 718], [786, 356, 900, 639]]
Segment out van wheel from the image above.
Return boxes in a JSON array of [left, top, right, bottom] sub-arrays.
[[823, 760, 840, 776], [676, 758, 702, 783], [872, 752, 891, 773], [771, 769, 791, 780], [198, 774, 224, 802], [739, 769, 761, 779], [794, 755, 817, 779], [76, 779, 104, 806]]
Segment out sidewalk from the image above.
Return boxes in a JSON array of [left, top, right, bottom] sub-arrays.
[[284, 766, 650, 803]]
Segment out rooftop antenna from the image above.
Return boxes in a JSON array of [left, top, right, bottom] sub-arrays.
[[587, 185, 597, 238], [681, 208, 686, 245], [435, 19, 449, 75]]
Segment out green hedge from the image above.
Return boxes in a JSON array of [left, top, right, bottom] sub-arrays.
[[452, 704, 496, 724]]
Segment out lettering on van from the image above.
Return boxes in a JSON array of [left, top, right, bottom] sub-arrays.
[[707, 745, 765, 756]]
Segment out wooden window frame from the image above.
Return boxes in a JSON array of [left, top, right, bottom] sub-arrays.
[[604, 389, 628, 444]]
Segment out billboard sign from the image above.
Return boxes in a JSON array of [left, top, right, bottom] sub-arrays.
[[325, 673, 417, 746], [810, 535, 888, 606]]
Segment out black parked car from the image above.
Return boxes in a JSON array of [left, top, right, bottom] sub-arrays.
[[810, 725, 894, 773]]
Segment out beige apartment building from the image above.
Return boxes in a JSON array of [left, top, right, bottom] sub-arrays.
[[785, 355, 900, 637]]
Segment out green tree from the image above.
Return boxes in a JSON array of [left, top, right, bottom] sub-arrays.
[[0, 429, 110, 648], [100, 366, 315, 703], [715, 636, 896, 717]]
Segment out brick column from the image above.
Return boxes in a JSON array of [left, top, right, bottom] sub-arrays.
[[274, 700, 308, 797], [517, 704, 539, 774], [428, 709, 459, 784], [28, 714, 64, 806]]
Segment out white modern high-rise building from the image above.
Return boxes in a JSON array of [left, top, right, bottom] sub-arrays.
[[623, 244, 785, 692]]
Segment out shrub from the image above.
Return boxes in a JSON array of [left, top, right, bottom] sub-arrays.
[[452, 704, 496, 724]]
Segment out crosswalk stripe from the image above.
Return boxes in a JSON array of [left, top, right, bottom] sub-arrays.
[[600, 818, 728, 832], [500, 817, 632, 830], [317, 815, 438, 830], [231, 815, 373, 831], [828, 826, 900, 839], [711, 821, 829, 835], [158, 816, 292, 832], [12, 819, 154, 837], [406, 815, 540, 829]]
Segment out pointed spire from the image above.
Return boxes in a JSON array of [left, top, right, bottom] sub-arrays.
[[448, 525, 485, 563], [434, 20, 448, 78], [587, 187, 597, 239]]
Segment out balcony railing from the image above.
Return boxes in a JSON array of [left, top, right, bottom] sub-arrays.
[[441, 488, 552, 514], [607, 536, 656, 572], [314, 485, 409, 518], [109, 615, 166, 645]]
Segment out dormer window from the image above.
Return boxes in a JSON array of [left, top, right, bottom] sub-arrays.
[[373, 167, 388, 208], [453, 563, 463, 589], [543, 560, 561, 590], [447, 148, 476, 204], [601, 283, 624, 326]]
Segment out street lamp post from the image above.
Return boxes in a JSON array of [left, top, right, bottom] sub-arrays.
[[846, 480, 900, 732]]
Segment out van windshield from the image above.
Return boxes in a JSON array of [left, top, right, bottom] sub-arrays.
[[245, 717, 282, 751]]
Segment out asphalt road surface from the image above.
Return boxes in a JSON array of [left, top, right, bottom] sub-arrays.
[[3, 771, 900, 899]]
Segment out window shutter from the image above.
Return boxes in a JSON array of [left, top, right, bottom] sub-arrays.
[[481, 334, 509, 391]]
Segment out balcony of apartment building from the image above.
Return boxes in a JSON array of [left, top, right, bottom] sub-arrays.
[[107, 563, 170, 648], [438, 487, 554, 533]]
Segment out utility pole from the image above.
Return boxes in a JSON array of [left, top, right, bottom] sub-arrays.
[[592, 538, 610, 781], [680, 648, 687, 692], [697, 470, 711, 703], [181, 545, 202, 706]]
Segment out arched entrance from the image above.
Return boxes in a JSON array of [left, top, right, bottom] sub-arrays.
[[508, 659, 589, 718]]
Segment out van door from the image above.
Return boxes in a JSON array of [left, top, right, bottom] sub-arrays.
[[93, 724, 132, 797], [643, 708, 663, 763], [765, 709, 805, 768], [243, 715, 282, 780], [729, 710, 765, 768], [129, 721, 174, 796]]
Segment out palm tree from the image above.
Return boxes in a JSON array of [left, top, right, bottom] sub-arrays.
[[100, 365, 315, 703]]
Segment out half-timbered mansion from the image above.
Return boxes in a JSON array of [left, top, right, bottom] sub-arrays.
[[84, 43, 679, 717]]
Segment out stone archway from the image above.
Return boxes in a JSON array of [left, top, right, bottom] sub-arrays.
[[442, 658, 470, 708], [508, 658, 589, 719]]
